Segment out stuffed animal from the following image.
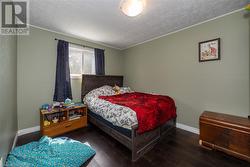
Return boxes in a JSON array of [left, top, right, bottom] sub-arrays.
[[43, 120, 51, 127], [113, 84, 121, 95]]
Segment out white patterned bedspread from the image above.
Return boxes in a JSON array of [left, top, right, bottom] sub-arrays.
[[84, 85, 138, 129]]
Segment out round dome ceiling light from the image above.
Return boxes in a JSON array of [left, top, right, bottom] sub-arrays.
[[120, 0, 145, 17]]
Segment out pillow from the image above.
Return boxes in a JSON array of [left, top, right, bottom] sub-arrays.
[[84, 85, 115, 100], [120, 87, 133, 94], [112, 85, 133, 95]]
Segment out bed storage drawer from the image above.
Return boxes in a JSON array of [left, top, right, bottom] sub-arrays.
[[199, 111, 250, 162], [134, 128, 160, 149]]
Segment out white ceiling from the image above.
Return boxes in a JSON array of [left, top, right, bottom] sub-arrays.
[[30, 0, 250, 50]]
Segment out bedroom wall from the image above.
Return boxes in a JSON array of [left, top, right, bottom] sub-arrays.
[[17, 26, 123, 130], [0, 35, 17, 162], [122, 10, 249, 128]]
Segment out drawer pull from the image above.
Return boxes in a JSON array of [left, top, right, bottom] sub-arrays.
[[65, 124, 72, 128]]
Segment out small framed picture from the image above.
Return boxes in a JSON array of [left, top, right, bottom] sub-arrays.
[[199, 38, 220, 62]]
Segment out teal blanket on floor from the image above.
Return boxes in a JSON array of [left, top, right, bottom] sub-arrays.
[[6, 136, 96, 167]]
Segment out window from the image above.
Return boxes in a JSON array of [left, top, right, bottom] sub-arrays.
[[69, 44, 95, 78]]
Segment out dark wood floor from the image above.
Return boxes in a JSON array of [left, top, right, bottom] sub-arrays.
[[17, 125, 250, 167]]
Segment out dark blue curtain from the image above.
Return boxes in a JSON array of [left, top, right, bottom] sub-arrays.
[[95, 48, 105, 75], [53, 40, 72, 102]]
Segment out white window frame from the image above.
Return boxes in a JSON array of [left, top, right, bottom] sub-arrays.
[[69, 44, 95, 79]]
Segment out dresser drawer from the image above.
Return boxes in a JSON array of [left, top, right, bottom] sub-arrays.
[[42, 116, 87, 137]]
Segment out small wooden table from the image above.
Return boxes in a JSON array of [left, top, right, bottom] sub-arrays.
[[40, 105, 87, 137], [199, 111, 250, 162]]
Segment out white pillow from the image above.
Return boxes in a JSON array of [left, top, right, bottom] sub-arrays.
[[120, 87, 133, 94], [84, 85, 115, 100]]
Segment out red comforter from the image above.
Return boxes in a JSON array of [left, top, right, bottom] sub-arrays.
[[99, 92, 176, 134]]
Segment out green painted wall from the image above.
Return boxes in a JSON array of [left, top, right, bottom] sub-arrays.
[[122, 11, 250, 128], [17, 27, 123, 130], [0, 35, 17, 162], [17, 10, 249, 130]]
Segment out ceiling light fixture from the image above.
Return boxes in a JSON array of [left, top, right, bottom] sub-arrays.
[[120, 0, 145, 17]]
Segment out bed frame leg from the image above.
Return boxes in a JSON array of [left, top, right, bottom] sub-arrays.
[[131, 128, 138, 162], [132, 151, 138, 162]]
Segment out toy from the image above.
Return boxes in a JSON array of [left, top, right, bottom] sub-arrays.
[[43, 120, 50, 127], [52, 102, 61, 108], [59, 102, 64, 108], [41, 104, 53, 112], [113, 84, 121, 95], [52, 117, 59, 123], [64, 98, 72, 105], [41, 104, 50, 110], [47, 105, 53, 112]]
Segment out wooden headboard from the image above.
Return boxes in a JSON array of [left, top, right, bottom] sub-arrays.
[[81, 75, 123, 100]]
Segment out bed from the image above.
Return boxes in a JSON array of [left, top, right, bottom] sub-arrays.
[[81, 74, 176, 161]]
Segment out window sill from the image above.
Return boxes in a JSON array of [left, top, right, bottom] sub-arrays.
[[70, 75, 82, 80]]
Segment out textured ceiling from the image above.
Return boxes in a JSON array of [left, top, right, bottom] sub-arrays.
[[30, 0, 250, 50]]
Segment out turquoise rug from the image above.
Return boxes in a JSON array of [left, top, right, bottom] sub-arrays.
[[6, 136, 96, 167]]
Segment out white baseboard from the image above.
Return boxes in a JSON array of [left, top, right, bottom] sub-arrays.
[[17, 126, 40, 136], [17, 123, 199, 137], [176, 123, 199, 134], [11, 132, 18, 150]]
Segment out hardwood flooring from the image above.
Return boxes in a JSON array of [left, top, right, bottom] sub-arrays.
[[17, 125, 250, 167]]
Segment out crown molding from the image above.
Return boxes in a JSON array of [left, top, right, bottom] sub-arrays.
[[28, 24, 122, 50], [122, 8, 245, 50]]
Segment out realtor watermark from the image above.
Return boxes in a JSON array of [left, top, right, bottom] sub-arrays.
[[1, 0, 29, 35]]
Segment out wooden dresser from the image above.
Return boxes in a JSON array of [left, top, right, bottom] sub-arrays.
[[40, 105, 87, 137], [199, 111, 250, 162]]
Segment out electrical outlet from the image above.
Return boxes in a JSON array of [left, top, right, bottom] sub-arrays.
[[0, 157, 3, 167]]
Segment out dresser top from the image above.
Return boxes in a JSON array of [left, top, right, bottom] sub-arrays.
[[200, 111, 250, 129]]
